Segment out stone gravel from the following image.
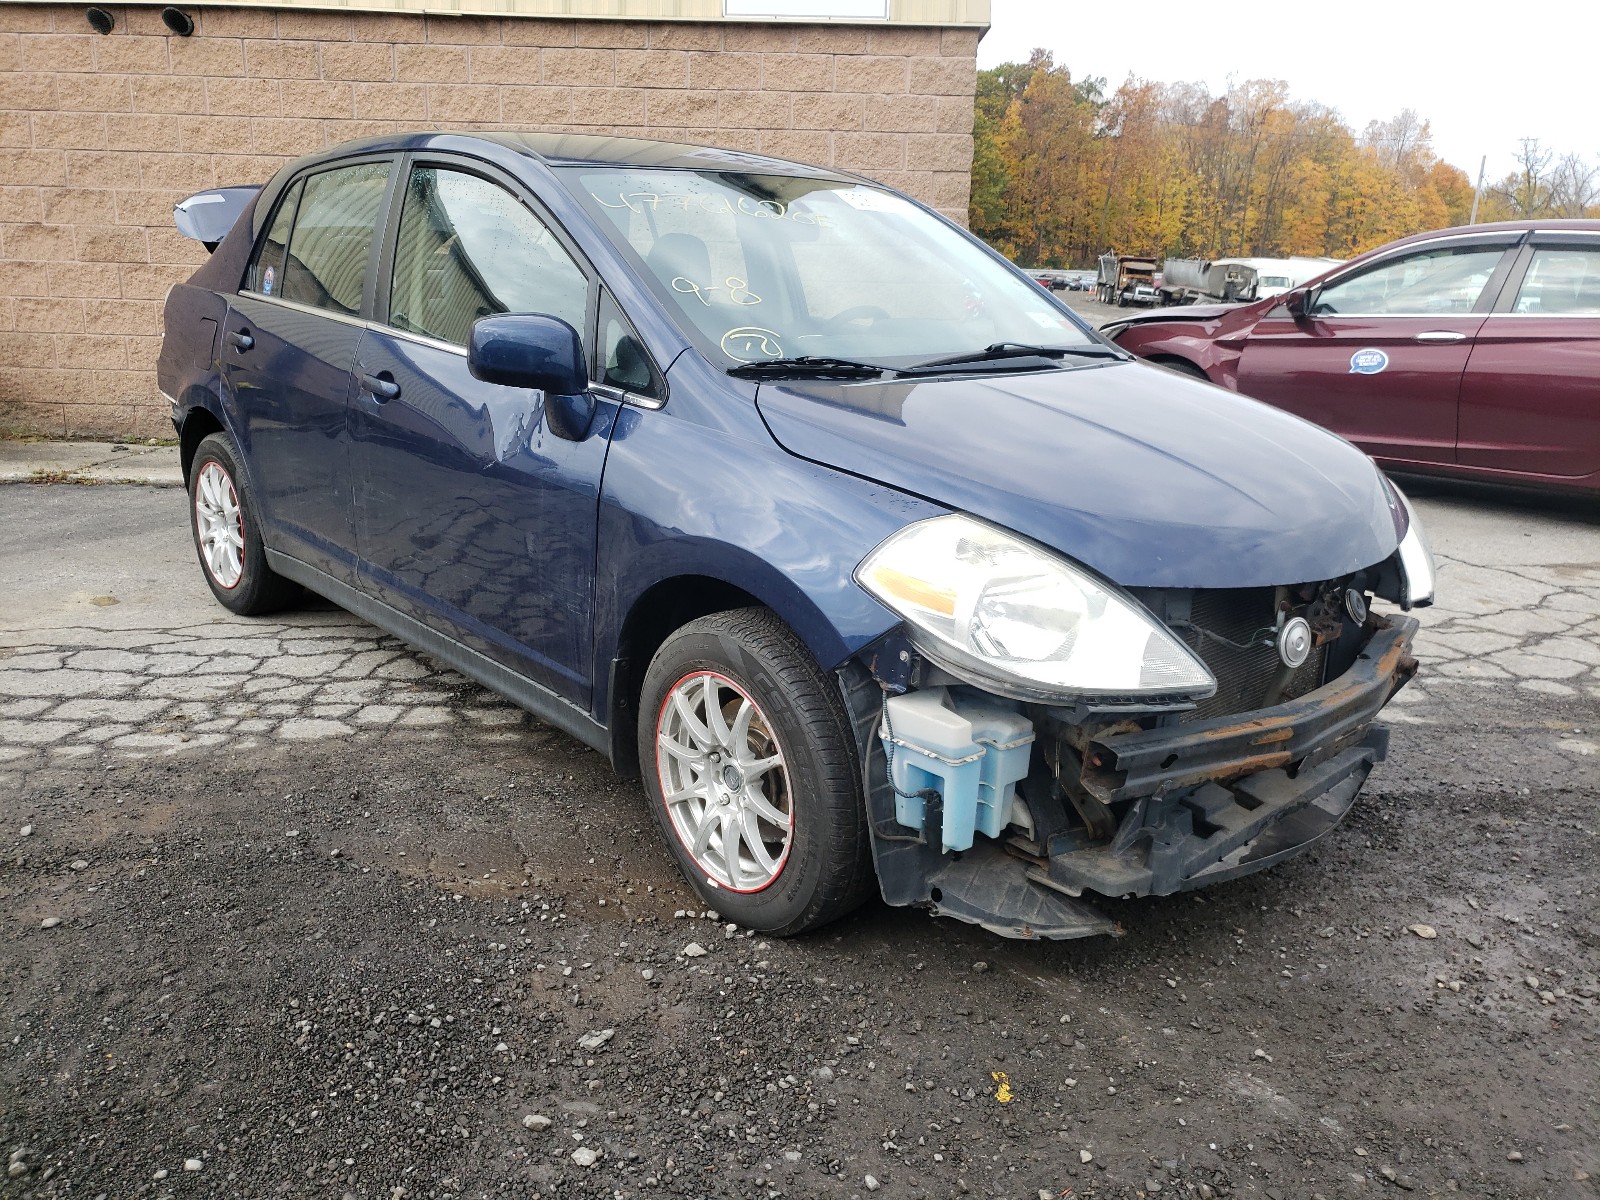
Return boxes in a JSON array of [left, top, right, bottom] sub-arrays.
[[2, 483, 1597, 1199]]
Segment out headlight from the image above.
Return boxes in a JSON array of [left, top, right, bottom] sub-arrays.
[[856, 514, 1216, 704], [1380, 473, 1409, 541], [1389, 484, 1435, 608]]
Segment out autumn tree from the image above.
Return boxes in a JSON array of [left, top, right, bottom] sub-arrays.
[[971, 50, 1106, 265], [971, 56, 1591, 264]]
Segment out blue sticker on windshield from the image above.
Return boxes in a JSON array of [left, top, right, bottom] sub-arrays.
[[262, 265, 275, 296], [1349, 348, 1387, 375]]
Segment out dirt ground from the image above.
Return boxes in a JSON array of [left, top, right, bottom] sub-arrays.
[[2, 484, 1598, 1200]]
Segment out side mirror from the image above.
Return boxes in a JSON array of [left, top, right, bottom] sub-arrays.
[[1284, 288, 1310, 319], [468, 314, 587, 395]]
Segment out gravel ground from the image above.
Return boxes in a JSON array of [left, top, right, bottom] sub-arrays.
[[1057, 289, 1131, 330], [2, 483, 1597, 1200]]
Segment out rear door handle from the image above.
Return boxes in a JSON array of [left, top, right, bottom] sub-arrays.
[[359, 371, 400, 402], [1414, 330, 1467, 343], [225, 329, 253, 351]]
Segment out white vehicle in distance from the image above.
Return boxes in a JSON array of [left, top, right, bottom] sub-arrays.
[[1233, 256, 1345, 298]]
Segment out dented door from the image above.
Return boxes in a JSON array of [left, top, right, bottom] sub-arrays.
[[348, 157, 613, 706], [349, 328, 618, 705]]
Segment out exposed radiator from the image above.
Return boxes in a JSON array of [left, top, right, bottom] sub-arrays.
[[1180, 587, 1327, 723]]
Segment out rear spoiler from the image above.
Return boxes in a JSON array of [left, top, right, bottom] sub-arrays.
[[174, 186, 260, 253]]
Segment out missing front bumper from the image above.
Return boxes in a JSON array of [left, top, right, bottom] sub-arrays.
[[1019, 724, 1386, 901], [844, 615, 1419, 940]]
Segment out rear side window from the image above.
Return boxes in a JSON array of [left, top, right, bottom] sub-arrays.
[[277, 161, 392, 317], [247, 178, 301, 296], [1512, 248, 1600, 315], [389, 166, 588, 348]]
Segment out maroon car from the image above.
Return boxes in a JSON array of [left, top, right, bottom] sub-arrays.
[[1102, 221, 1600, 495]]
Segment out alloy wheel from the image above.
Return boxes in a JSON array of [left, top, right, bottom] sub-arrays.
[[655, 670, 794, 892], [194, 460, 244, 589]]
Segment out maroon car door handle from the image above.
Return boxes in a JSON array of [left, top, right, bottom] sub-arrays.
[[1414, 330, 1468, 343]]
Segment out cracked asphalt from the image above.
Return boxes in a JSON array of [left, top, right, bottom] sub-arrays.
[[2, 481, 1597, 1200]]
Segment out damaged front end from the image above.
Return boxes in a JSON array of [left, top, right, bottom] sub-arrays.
[[841, 548, 1422, 941]]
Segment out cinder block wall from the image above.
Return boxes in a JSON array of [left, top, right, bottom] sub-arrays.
[[0, 3, 979, 438]]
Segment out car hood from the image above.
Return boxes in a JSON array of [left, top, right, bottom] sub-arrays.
[[1104, 301, 1240, 326], [754, 361, 1399, 589]]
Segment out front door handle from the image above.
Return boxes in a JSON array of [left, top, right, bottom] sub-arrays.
[[1414, 330, 1467, 343], [359, 371, 400, 402], [226, 329, 253, 352]]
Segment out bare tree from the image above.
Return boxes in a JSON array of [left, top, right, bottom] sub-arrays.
[[1361, 109, 1432, 180], [1548, 152, 1599, 217], [1494, 137, 1554, 217]]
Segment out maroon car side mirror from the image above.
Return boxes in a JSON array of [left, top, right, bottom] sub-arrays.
[[1284, 288, 1310, 319]]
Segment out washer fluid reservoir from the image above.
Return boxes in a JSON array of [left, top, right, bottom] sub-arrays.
[[880, 686, 1035, 853]]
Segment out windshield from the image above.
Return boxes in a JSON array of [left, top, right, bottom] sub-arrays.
[[562, 168, 1092, 368]]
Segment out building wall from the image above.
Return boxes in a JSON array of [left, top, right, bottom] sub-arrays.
[[0, 3, 980, 438]]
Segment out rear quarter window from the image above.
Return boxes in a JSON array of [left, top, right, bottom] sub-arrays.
[[246, 179, 301, 297]]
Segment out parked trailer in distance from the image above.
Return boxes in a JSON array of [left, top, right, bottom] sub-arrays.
[[1161, 258, 1260, 305]]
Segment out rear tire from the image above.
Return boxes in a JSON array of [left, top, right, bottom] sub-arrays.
[[637, 607, 873, 937], [188, 432, 299, 616]]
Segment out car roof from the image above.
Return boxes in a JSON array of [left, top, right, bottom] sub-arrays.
[[245, 131, 865, 238], [486, 131, 846, 175], [1297, 217, 1600, 288], [1384, 218, 1600, 247], [285, 130, 849, 178]]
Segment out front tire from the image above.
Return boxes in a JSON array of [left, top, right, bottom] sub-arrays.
[[637, 608, 872, 936], [1156, 357, 1209, 382], [188, 432, 299, 615]]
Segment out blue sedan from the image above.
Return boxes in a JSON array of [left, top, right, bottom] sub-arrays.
[[159, 133, 1432, 941]]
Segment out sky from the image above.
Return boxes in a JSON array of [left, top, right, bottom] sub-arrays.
[[977, 0, 1599, 187]]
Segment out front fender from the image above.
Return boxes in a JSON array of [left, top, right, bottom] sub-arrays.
[[1112, 323, 1245, 389], [592, 377, 943, 724]]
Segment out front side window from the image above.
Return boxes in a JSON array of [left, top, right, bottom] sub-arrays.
[[562, 168, 1091, 368], [1511, 247, 1600, 315], [246, 178, 301, 296], [278, 161, 392, 316], [389, 166, 588, 348], [1311, 245, 1505, 317]]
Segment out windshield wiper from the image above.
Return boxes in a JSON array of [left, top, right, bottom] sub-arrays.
[[727, 356, 889, 380], [901, 341, 1126, 373], [726, 343, 1124, 381]]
